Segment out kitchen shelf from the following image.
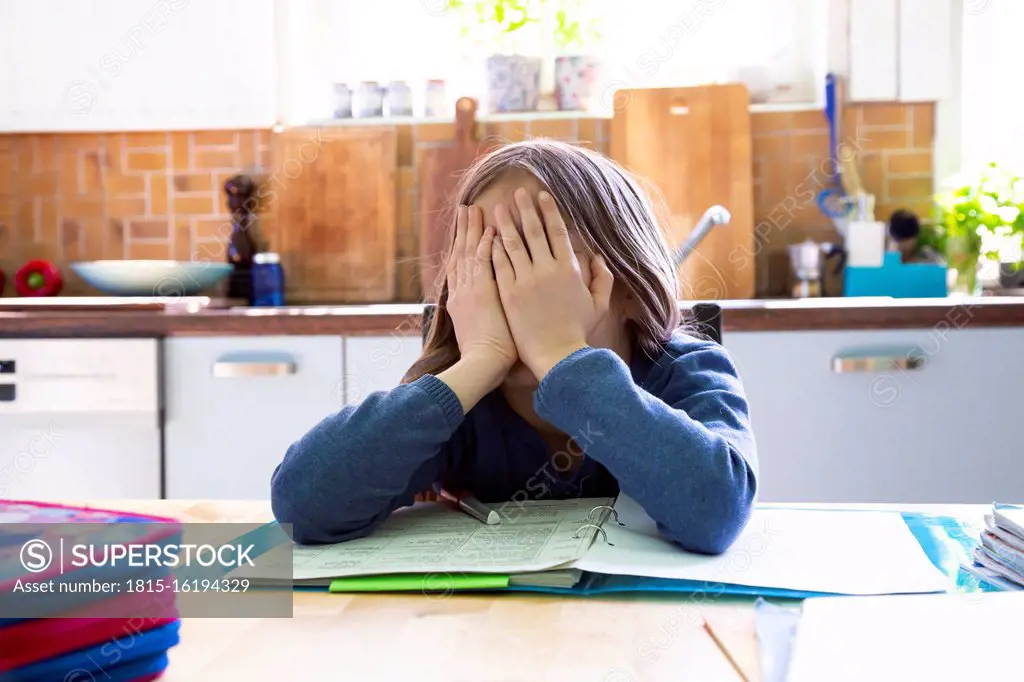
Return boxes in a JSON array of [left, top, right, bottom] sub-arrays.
[[299, 101, 822, 129]]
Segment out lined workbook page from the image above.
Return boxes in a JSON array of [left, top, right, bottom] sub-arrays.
[[291, 498, 614, 580], [574, 496, 950, 595]]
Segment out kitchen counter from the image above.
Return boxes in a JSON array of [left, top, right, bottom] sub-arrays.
[[2, 297, 1024, 338]]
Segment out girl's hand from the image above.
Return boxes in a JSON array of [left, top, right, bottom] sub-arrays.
[[446, 204, 518, 380], [492, 188, 614, 380]]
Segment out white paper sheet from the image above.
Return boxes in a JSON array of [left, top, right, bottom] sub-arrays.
[[786, 592, 1024, 682], [291, 497, 614, 580], [574, 496, 950, 596]]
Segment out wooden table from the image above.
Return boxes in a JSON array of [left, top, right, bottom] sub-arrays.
[[73, 500, 987, 682]]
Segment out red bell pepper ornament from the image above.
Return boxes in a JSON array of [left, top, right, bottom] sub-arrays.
[[14, 260, 63, 297]]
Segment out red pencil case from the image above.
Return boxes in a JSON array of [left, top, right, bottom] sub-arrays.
[[0, 499, 181, 596], [0, 588, 179, 672]]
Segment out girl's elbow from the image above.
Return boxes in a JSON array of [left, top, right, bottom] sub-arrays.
[[270, 468, 317, 543], [671, 496, 753, 556], [270, 466, 348, 545], [664, 457, 758, 555], [698, 460, 757, 555]]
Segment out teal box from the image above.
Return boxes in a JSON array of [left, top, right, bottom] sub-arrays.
[[844, 252, 948, 298]]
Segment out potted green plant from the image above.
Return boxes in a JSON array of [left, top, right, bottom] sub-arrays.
[[932, 163, 1024, 294], [447, 0, 545, 113], [546, 0, 605, 111]]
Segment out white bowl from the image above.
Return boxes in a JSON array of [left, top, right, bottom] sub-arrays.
[[71, 260, 233, 297]]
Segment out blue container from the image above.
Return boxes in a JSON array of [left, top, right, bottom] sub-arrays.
[[844, 251, 948, 298], [251, 252, 285, 306]]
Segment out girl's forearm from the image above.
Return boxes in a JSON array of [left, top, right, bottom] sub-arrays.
[[436, 353, 510, 413], [271, 376, 465, 544]]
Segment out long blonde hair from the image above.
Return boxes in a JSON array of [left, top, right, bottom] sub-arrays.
[[404, 139, 681, 383]]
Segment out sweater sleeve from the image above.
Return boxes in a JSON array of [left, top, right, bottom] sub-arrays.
[[533, 341, 758, 555], [270, 374, 465, 544]]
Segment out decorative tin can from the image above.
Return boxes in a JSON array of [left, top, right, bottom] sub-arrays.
[[484, 55, 542, 113], [554, 56, 602, 111]]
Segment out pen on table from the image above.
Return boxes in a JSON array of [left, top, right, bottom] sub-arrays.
[[701, 617, 751, 682], [439, 489, 501, 526]]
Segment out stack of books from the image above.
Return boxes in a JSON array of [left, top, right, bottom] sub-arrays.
[[962, 503, 1024, 590], [0, 501, 182, 681]]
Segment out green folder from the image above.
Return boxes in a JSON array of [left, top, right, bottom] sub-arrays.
[[329, 573, 510, 593]]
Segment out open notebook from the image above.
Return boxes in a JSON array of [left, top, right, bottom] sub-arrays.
[[265, 498, 615, 589], [249, 495, 952, 596]]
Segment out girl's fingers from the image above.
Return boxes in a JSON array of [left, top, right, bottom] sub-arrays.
[[589, 253, 615, 314], [514, 188, 553, 265], [466, 205, 484, 257], [476, 225, 496, 268], [494, 204, 532, 277], [449, 205, 468, 284], [537, 191, 574, 264], [492, 234, 515, 290]]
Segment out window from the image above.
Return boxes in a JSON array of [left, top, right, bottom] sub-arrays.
[[280, 0, 828, 124], [959, 2, 1024, 170]]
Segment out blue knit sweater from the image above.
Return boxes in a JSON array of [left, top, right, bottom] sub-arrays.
[[271, 332, 758, 555]]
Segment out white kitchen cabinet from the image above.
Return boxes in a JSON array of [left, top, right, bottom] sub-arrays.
[[0, 0, 277, 132], [341, 335, 424, 405], [723, 327, 1024, 504], [898, 0, 953, 102], [0, 339, 161, 500], [848, 0, 900, 101], [847, 0, 954, 103], [163, 336, 342, 500]]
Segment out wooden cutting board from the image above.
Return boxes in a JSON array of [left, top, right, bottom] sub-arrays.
[[610, 85, 755, 300], [269, 127, 397, 303], [418, 98, 484, 302]]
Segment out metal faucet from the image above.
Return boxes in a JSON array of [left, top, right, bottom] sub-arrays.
[[671, 205, 731, 268]]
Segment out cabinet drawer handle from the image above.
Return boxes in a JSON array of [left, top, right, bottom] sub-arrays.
[[212, 361, 297, 378], [831, 355, 924, 373]]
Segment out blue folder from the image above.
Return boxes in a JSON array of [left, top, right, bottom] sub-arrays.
[[289, 510, 993, 599]]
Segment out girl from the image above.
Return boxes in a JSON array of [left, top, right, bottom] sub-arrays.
[[271, 140, 757, 555]]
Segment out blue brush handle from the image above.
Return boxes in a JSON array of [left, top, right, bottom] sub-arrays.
[[824, 73, 839, 183]]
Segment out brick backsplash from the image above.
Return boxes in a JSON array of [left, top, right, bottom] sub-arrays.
[[0, 131, 271, 294], [0, 102, 933, 299], [749, 102, 936, 295]]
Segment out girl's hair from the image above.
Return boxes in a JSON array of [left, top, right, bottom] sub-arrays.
[[403, 139, 681, 383]]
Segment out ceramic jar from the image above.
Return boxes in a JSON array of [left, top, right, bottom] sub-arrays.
[[554, 55, 602, 111], [354, 81, 384, 118], [424, 79, 447, 117], [385, 81, 413, 117], [484, 55, 542, 113], [332, 83, 352, 119]]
